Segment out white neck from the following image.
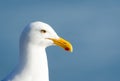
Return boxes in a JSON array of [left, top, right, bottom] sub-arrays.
[[19, 43, 49, 81], [8, 43, 49, 81]]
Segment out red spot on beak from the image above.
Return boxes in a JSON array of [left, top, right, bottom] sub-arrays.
[[65, 47, 70, 51]]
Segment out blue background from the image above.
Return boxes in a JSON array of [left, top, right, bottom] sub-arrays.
[[0, 0, 120, 81]]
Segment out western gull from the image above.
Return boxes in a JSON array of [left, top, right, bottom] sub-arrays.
[[2, 21, 73, 81]]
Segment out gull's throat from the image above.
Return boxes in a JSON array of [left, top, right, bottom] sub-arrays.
[[18, 42, 49, 81], [4, 41, 50, 81]]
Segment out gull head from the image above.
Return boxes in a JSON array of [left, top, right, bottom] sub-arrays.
[[20, 21, 73, 52]]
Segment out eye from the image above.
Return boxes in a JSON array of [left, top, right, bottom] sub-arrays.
[[40, 29, 47, 33]]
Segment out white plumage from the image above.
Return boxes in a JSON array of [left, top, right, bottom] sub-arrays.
[[2, 21, 72, 81]]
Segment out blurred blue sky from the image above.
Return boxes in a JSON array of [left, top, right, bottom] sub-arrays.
[[0, 0, 120, 81]]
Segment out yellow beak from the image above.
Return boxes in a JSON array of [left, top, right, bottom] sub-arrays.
[[48, 37, 73, 52]]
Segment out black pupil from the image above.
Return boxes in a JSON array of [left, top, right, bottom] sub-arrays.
[[41, 30, 46, 33]]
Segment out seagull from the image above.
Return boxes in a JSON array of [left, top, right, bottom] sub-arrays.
[[2, 21, 73, 81]]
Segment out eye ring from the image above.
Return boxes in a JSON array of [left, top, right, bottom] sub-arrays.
[[40, 29, 46, 33]]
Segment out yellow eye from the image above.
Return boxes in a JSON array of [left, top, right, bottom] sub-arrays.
[[40, 29, 46, 33]]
